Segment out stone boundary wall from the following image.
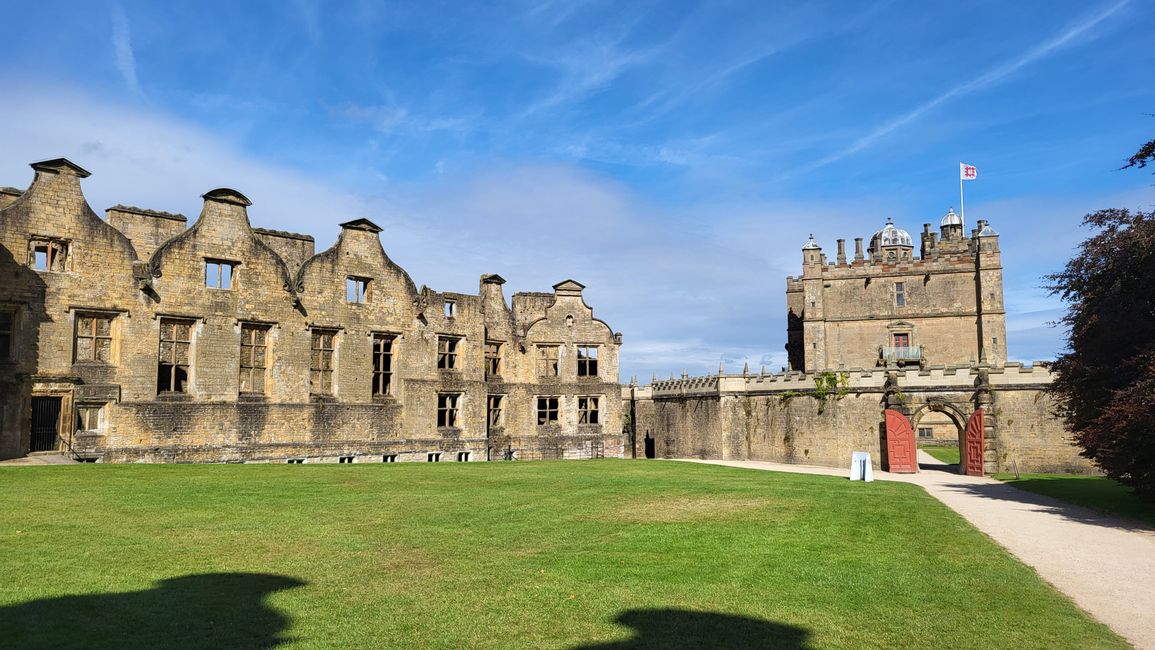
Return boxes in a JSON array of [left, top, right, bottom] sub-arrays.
[[625, 363, 1094, 475]]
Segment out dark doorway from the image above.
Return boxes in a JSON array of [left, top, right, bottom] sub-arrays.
[[30, 396, 61, 452], [644, 433, 655, 459]]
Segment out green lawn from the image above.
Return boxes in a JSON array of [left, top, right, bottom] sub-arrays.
[[0, 460, 1125, 649], [995, 473, 1155, 528], [920, 446, 960, 465]]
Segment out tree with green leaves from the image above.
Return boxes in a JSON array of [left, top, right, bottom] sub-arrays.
[[1046, 136, 1155, 499]]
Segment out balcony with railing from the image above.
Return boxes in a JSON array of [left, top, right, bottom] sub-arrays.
[[880, 345, 921, 365]]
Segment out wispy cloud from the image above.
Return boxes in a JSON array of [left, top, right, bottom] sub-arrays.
[[111, 3, 145, 99], [797, 0, 1131, 174], [331, 102, 478, 135]]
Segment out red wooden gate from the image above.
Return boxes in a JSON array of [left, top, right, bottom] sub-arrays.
[[964, 408, 985, 476], [884, 409, 918, 473]]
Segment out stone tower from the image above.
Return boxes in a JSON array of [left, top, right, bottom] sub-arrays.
[[786, 210, 1006, 372]]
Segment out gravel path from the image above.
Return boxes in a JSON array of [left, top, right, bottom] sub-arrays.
[[678, 454, 1155, 649]]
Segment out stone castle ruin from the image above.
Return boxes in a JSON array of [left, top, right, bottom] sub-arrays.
[[0, 157, 1091, 473], [0, 159, 623, 463], [625, 210, 1092, 475]]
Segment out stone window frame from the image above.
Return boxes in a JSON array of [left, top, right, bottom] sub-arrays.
[[457, 451, 470, 462], [484, 340, 502, 377], [894, 281, 906, 307], [536, 344, 560, 377], [444, 300, 456, 319], [205, 259, 237, 290], [427, 451, 442, 462], [157, 318, 195, 394], [437, 335, 461, 371], [578, 395, 600, 425], [346, 276, 370, 304], [310, 329, 338, 396], [0, 307, 14, 361], [577, 345, 599, 378], [29, 237, 70, 273], [437, 392, 461, 428], [75, 403, 105, 433], [536, 395, 560, 427], [917, 427, 933, 438], [73, 312, 117, 365], [371, 332, 396, 397], [239, 323, 270, 395], [487, 394, 505, 429], [383, 454, 397, 463]]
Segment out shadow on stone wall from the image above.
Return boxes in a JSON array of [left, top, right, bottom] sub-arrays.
[[0, 242, 48, 459], [571, 608, 813, 649], [0, 572, 305, 649]]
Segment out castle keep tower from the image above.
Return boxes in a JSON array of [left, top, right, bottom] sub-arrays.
[[786, 211, 1006, 372]]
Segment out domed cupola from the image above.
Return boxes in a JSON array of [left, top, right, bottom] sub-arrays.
[[868, 218, 914, 262], [939, 207, 964, 241], [802, 234, 820, 250]]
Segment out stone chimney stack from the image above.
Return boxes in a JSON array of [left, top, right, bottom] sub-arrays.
[[853, 237, 864, 262], [836, 239, 846, 265]]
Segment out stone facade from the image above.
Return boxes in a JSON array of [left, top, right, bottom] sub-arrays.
[[627, 211, 1092, 475], [0, 159, 623, 463]]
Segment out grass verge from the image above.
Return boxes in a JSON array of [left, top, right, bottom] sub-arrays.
[[994, 472, 1155, 528], [0, 460, 1125, 649]]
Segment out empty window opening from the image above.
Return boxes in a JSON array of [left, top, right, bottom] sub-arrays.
[[437, 393, 460, 428], [287, 458, 304, 464], [31, 239, 68, 272], [484, 341, 501, 377], [383, 454, 397, 463], [444, 300, 456, 318], [346, 277, 369, 304], [157, 319, 193, 393], [372, 334, 395, 396], [537, 396, 559, 426], [918, 427, 933, 438], [895, 282, 906, 307], [427, 452, 442, 462], [339, 456, 354, 464], [578, 396, 600, 425], [457, 451, 470, 462], [239, 324, 269, 394], [75, 404, 104, 432], [75, 314, 113, 363], [577, 345, 599, 377], [205, 260, 235, 289], [0, 309, 12, 359], [310, 330, 336, 395], [537, 345, 559, 377], [437, 336, 459, 370], [487, 395, 504, 429]]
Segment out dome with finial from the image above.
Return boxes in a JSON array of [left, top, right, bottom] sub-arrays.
[[940, 207, 962, 227], [868, 218, 913, 252], [801, 234, 820, 250]]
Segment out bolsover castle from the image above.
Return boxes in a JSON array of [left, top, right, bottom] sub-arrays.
[[1, 156, 1090, 474], [0, 159, 623, 463]]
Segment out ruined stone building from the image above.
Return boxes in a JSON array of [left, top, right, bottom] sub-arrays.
[[627, 212, 1090, 475], [0, 158, 623, 463]]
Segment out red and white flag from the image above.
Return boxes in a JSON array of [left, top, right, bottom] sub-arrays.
[[960, 162, 977, 180]]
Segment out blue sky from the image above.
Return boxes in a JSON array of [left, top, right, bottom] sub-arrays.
[[1, 0, 1153, 382]]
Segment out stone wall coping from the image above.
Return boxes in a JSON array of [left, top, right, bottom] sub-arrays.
[[643, 362, 1055, 397], [107, 204, 187, 222], [252, 227, 315, 241]]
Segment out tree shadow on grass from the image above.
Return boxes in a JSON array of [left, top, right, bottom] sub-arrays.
[[0, 573, 305, 649], [942, 481, 1155, 533], [572, 608, 812, 649]]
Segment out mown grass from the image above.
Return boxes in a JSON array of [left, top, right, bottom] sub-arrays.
[[0, 460, 1125, 649], [995, 472, 1155, 528], [920, 446, 960, 465]]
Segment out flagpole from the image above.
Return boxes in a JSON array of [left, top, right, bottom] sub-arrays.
[[959, 164, 966, 229]]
